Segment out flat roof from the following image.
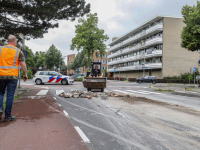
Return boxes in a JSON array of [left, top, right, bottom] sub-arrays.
[[108, 15, 183, 46]]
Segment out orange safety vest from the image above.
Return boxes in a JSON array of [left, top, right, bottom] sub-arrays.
[[0, 45, 20, 77]]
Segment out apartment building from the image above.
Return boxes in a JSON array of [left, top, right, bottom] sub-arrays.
[[93, 51, 110, 71], [107, 16, 200, 79], [67, 51, 109, 75], [67, 54, 76, 75]]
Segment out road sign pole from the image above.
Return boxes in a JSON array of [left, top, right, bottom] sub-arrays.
[[194, 71, 195, 85]]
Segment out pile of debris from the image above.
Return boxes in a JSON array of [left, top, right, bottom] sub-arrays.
[[59, 90, 98, 99], [59, 90, 130, 100]]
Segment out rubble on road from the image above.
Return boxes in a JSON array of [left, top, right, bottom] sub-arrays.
[[58, 89, 134, 100]]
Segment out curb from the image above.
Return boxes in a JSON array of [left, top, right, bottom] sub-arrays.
[[172, 92, 200, 98]]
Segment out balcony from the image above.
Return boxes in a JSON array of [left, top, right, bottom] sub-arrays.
[[107, 62, 162, 72], [108, 24, 163, 52], [108, 37, 163, 59], [108, 50, 162, 66]]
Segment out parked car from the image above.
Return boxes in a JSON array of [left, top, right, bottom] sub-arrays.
[[136, 76, 157, 84], [33, 71, 74, 85]]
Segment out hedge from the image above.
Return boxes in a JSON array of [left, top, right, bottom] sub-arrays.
[[128, 78, 136, 82], [157, 79, 190, 83], [107, 77, 114, 80], [74, 78, 83, 81], [107, 77, 125, 81]]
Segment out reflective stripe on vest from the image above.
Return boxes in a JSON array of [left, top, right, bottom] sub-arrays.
[[0, 46, 20, 76]]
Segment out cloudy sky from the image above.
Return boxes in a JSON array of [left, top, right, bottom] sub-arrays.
[[26, 0, 197, 59]]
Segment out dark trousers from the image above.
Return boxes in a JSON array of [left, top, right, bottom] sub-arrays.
[[86, 72, 90, 77], [0, 79, 18, 118]]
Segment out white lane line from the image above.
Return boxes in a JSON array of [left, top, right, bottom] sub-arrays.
[[56, 90, 64, 95], [137, 90, 162, 95], [63, 110, 69, 116], [58, 104, 61, 107], [39, 86, 49, 89], [36, 90, 48, 95], [113, 89, 149, 95], [53, 97, 56, 100], [74, 126, 90, 143]]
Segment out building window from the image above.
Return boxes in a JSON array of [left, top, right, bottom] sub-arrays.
[[68, 57, 70, 61]]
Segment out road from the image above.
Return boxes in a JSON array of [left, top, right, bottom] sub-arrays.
[[21, 80, 200, 150]]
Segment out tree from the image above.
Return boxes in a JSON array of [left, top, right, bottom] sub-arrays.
[[70, 13, 109, 67], [0, 0, 90, 39], [36, 52, 46, 68], [181, 1, 200, 51], [25, 46, 35, 69], [45, 45, 63, 70]]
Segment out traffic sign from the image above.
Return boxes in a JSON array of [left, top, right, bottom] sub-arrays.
[[114, 69, 116, 73], [142, 67, 148, 69], [193, 67, 197, 72]]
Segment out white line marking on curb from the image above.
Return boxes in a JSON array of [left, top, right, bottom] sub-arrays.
[[74, 126, 90, 143], [58, 104, 61, 107], [63, 110, 69, 116], [54, 97, 56, 100], [36, 90, 48, 95]]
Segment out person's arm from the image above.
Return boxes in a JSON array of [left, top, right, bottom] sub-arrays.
[[19, 61, 28, 82]]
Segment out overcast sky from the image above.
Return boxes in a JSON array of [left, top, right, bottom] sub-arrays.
[[26, 0, 197, 59]]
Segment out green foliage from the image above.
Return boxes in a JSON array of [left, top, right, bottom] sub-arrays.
[[34, 51, 46, 68], [20, 69, 33, 79], [181, 1, 200, 51], [164, 76, 181, 79], [45, 45, 64, 70], [70, 13, 109, 67], [25, 46, 35, 69], [74, 78, 83, 81], [0, 0, 90, 40], [155, 88, 174, 92]]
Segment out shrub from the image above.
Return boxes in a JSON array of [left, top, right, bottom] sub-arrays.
[[107, 77, 114, 80], [128, 78, 136, 82], [74, 78, 83, 81], [21, 69, 33, 79]]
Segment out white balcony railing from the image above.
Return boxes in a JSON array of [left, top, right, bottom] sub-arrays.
[[108, 24, 163, 52], [108, 50, 162, 66], [107, 62, 162, 72], [108, 37, 163, 59]]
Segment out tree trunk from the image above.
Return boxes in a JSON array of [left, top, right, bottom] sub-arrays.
[[88, 49, 90, 67]]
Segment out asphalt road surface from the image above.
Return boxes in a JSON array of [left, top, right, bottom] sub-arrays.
[[21, 80, 200, 150]]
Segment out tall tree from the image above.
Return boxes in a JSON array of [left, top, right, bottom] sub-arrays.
[[0, 0, 90, 39], [35, 52, 46, 68], [70, 13, 109, 67], [25, 46, 35, 69], [181, 1, 200, 51], [45, 44, 63, 70]]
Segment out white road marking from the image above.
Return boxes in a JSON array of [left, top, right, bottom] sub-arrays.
[[28, 96, 45, 99], [36, 90, 48, 95], [58, 104, 61, 107], [34, 86, 49, 89], [113, 89, 148, 95], [56, 90, 64, 95], [74, 126, 90, 143], [137, 90, 162, 95], [63, 110, 69, 116], [53, 97, 56, 100]]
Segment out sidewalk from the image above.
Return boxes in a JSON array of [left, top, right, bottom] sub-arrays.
[[0, 87, 88, 150]]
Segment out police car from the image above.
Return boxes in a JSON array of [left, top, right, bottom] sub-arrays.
[[33, 71, 74, 85]]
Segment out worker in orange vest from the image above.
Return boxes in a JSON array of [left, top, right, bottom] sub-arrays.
[[0, 35, 28, 122]]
